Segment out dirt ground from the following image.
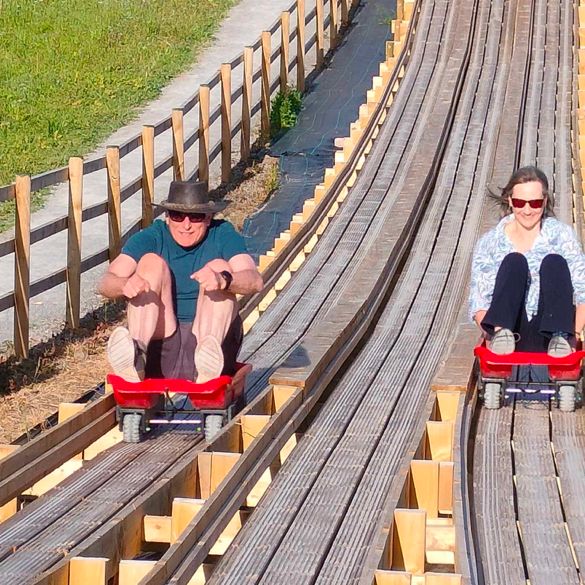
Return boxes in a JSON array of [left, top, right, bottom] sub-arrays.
[[0, 153, 279, 443]]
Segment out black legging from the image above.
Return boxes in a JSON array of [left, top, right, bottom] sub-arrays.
[[481, 252, 575, 351]]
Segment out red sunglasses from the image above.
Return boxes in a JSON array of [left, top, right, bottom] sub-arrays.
[[168, 210, 208, 222], [510, 198, 545, 209]]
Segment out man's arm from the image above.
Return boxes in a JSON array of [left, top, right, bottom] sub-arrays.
[[98, 253, 150, 299]]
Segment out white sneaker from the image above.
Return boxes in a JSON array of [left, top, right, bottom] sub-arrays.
[[548, 335, 572, 358], [195, 336, 224, 383], [107, 327, 145, 382], [488, 328, 516, 355]]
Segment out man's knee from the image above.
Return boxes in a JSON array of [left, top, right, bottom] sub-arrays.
[[136, 254, 171, 287], [205, 258, 231, 273]]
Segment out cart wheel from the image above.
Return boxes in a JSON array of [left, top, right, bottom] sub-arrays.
[[123, 413, 142, 443], [204, 415, 224, 443], [483, 382, 502, 410], [559, 385, 576, 413]]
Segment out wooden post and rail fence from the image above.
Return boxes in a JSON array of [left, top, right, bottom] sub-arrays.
[[0, 0, 362, 359]]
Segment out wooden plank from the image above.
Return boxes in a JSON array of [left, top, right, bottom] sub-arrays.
[[297, 0, 306, 92], [316, 0, 325, 67], [330, 0, 338, 49], [425, 421, 453, 462], [143, 515, 172, 543], [13, 176, 31, 358], [66, 156, 83, 329], [261, 31, 271, 139], [69, 557, 109, 585], [172, 109, 185, 181], [241, 47, 253, 160], [106, 146, 121, 260], [241, 415, 271, 450], [198, 86, 210, 183], [392, 509, 426, 574], [119, 560, 156, 585], [141, 125, 154, 228], [280, 11, 290, 91], [409, 460, 439, 518], [171, 498, 205, 543], [220, 64, 231, 184]]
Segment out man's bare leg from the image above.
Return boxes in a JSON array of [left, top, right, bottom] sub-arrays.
[[193, 259, 238, 382], [108, 254, 176, 381]]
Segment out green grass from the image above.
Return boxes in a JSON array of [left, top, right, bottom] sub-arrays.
[[0, 0, 238, 188]]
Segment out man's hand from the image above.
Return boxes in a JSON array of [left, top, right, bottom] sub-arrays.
[[122, 273, 151, 299], [192, 265, 224, 291]]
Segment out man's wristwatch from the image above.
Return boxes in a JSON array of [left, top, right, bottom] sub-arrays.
[[220, 270, 233, 291]]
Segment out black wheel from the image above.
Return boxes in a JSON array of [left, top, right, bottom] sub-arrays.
[[204, 414, 224, 443], [483, 382, 502, 410], [123, 413, 142, 443], [559, 385, 576, 412]]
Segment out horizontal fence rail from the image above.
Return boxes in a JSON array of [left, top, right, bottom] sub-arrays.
[[0, 0, 358, 359]]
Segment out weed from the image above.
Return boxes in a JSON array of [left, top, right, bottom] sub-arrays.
[[270, 87, 303, 137], [264, 161, 280, 194]]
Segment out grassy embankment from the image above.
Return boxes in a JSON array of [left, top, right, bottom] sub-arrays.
[[0, 0, 237, 231]]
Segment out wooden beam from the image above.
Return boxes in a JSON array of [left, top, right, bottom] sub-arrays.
[[198, 85, 210, 183], [141, 125, 154, 228], [425, 421, 454, 462], [316, 0, 325, 67], [280, 11, 290, 91], [66, 156, 83, 329], [241, 47, 253, 160], [69, 557, 109, 585], [391, 509, 426, 574], [435, 392, 460, 422], [409, 460, 439, 518], [171, 498, 204, 543], [143, 515, 172, 544], [106, 145, 121, 260], [197, 452, 241, 499], [241, 415, 271, 450], [118, 560, 156, 585], [172, 109, 185, 181], [374, 570, 411, 584], [438, 461, 454, 514], [261, 31, 271, 140], [220, 64, 232, 184], [296, 0, 306, 92]]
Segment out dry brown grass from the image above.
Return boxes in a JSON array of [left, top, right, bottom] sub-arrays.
[[0, 152, 280, 443]]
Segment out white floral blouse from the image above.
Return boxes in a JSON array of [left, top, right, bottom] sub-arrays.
[[469, 215, 585, 321]]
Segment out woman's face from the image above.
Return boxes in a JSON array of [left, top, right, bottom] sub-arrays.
[[508, 180, 546, 231]]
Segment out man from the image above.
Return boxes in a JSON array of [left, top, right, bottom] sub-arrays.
[[98, 180, 263, 383]]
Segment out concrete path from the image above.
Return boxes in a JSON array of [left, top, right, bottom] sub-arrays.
[[0, 0, 309, 349]]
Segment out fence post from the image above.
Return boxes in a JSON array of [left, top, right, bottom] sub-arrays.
[[66, 157, 83, 329], [241, 47, 253, 161], [296, 0, 306, 92], [13, 175, 31, 359], [261, 31, 271, 140], [316, 0, 325, 67], [172, 109, 185, 181], [221, 63, 232, 184], [199, 85, 210, 183], [106, 146, 121, 260], [280, 12, 290, 92], [330, 0, 338, 49], [141, 126, 154, 227], [341, 0, 349, 26]]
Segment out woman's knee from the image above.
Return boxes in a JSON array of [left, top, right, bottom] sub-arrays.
[[540, 253, 569, 275], [500, 252, 529, 273]]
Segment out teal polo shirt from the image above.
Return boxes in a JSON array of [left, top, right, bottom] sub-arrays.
[[122, 219, 247, 322]]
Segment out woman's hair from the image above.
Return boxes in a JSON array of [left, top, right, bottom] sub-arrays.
[[490, 165, 555, 218]]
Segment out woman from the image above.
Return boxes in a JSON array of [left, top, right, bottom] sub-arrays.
[[469, 166, 585, 356]]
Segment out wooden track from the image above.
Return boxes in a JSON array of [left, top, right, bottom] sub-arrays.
[[0, 0, 583, 583]]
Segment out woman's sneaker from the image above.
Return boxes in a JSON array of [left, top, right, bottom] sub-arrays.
[[107, 326, 146, 382], [548, 334, 572, 358], [488, 328, 516, 355]]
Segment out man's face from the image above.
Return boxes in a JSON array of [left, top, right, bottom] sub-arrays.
[[165, 211, 211, 247]]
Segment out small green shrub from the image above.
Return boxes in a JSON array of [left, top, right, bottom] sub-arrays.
[[270, 87, 303, 137]]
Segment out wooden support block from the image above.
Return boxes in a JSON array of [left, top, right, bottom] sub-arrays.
[[243, 307, 260, 334], [241, 415, 271, 450], [386, 40, 394, 60], [279, 432, 298, 464], [23, 459, 84, 497], [272, 385, 298, 411], [426, 523, 456, 565], [425, 421, 454, 462], [259, 254, 273, 272], [323, 168, 336, 189], [187, 564, 215, 585], [375, 570, 412, 584], [346, 170, 358, 189], [118, 560, 156, 585], [69, 557, 110, 585], [83, 427, 123, 460], [290, 217, 304, 236], [316, 216, 329, 236], [355, 153, 367, 172], [259, 288, 277, 312], [435, 392, 460, 422], [579, 6, 585, 26], [314, 184, 327, 203], [246, 463, 277, 507], [438, 461, 454, 515], [302, 198, 316, 219], [327, 201, 340, 219], [274, 237, 288, 255], [334, 161, 345, 175], [0, 498, 17, 522], [171, 498, 204, 543], [275, 270, 292, 292], [304, 234, 319, 254], [392, 509, 426, 574], [580, 27, 585, 47], [425, 575, 462, 585], [335, 150, 346, 165], [409, 460, 439, 518], [211, 509, 249, 555], [143, 514, 172, 543], [197, 452, 241, 499], [289, 251, 306, 272], [579, 74, 585, 91], [337, 187, 349, 204], [58, 403, 85, 423], [0, 445, 18, 460]]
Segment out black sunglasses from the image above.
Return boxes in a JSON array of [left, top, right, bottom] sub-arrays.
[[510, 198, 545, 209], [168, 210, 208, 222]]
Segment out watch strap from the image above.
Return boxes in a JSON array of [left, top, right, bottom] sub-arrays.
[[220, 270, 233, 291]]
